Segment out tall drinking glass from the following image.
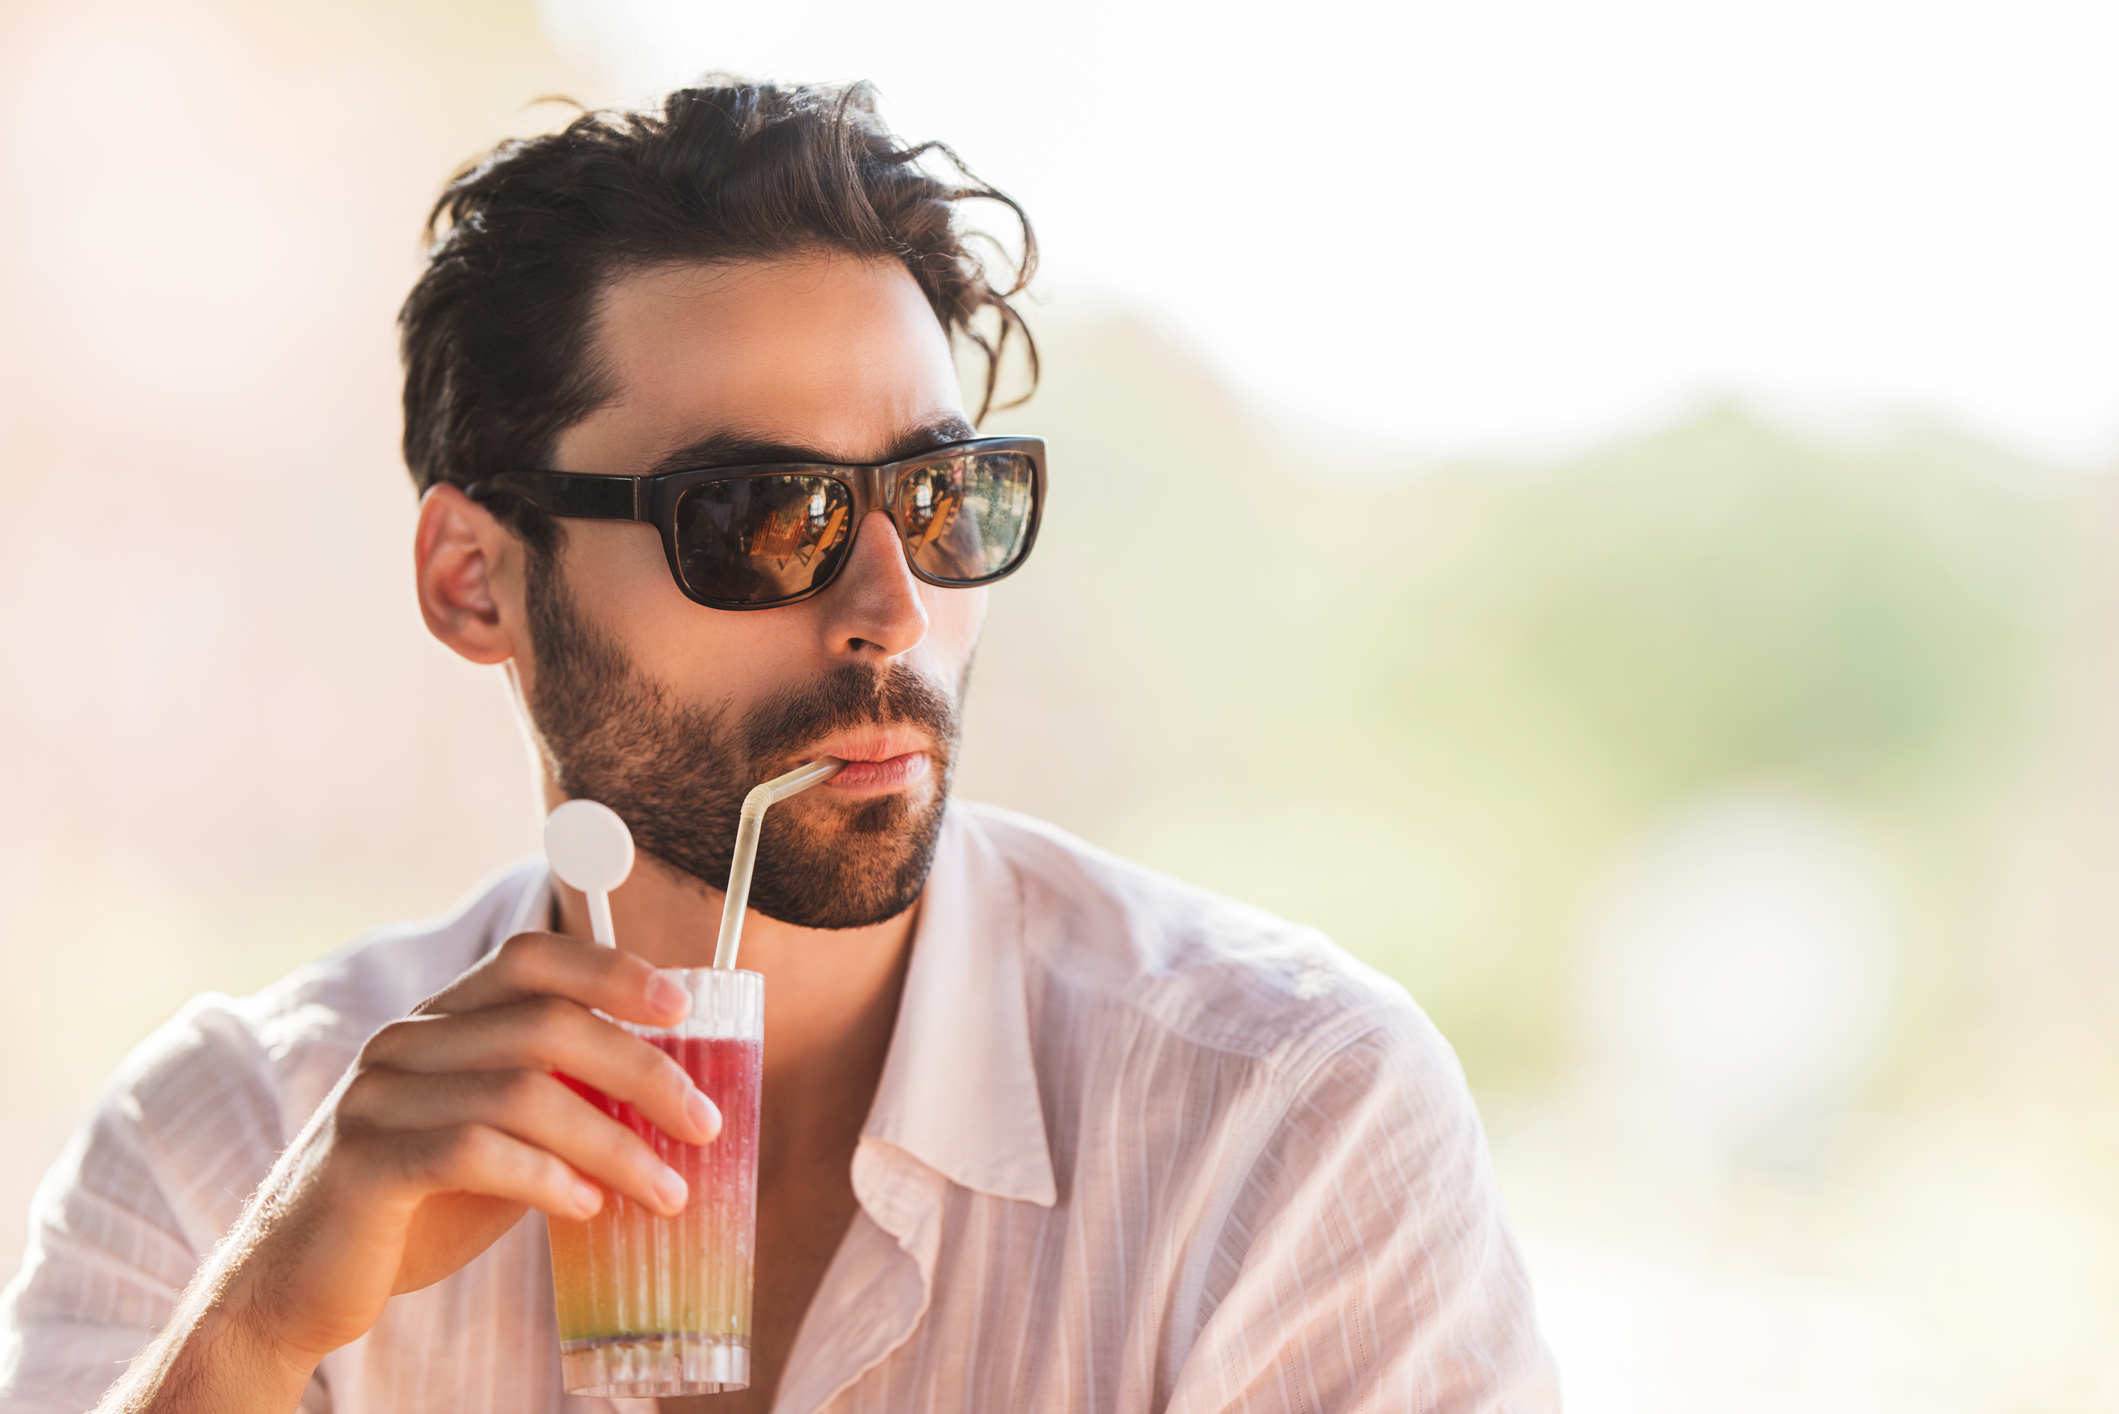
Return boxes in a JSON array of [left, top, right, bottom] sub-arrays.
[[547, 967, 764, 1397]]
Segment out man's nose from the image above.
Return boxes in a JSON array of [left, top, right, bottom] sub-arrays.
[[816, 509, 928, 659]]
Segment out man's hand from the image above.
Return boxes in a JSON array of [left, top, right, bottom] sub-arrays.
[[98, 932, 721, 1414]]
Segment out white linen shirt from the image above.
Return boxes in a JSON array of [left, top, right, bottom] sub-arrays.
[[0, 802, 1558, 1413]]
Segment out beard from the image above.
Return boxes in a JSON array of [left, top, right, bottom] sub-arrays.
[[520, 555, 960, 930]]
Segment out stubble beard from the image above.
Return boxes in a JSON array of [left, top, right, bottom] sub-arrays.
[[520, 552, 961, 930]]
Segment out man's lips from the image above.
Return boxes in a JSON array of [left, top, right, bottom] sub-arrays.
[[828, 753, 930, 791], [803, 731, 934, 792]]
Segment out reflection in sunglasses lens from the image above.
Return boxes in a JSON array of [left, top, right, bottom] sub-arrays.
[[900, 453, 1035, 584], [675, 475, 853, 604]]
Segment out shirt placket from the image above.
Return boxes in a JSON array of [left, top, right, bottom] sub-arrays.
[[765, 1141, 947, 1413]]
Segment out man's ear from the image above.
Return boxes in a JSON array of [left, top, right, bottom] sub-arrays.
[[414, 483, 522, 666]]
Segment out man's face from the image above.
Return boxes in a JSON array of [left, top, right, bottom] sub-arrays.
[[512, 252, 984, 927]]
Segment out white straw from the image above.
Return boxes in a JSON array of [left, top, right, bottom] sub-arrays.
[[586, 893, 616, 948], [712, 758, 845, 970]]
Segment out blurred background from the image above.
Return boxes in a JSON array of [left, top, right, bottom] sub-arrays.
[[3, 0, 2117, 1407]]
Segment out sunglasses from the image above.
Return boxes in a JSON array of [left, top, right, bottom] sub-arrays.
[[468, 436, 1046, 610]]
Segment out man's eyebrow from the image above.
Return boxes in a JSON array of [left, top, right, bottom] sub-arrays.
[[642, 415, 978, 475]]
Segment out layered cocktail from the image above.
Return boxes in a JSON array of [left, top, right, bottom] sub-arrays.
[[547, 966, 764, 1397]]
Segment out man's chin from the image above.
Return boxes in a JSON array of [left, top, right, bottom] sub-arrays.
[[739, 787, 947, 931]]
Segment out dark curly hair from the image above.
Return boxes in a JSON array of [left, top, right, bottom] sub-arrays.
[[397, 79, 1038, 546]]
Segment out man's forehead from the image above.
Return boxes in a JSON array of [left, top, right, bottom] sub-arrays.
[[560, 252, 967, 477]]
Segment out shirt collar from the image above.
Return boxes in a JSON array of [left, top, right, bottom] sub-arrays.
[[861, 803, 1057, 1208], [504, 868, 555, 943]]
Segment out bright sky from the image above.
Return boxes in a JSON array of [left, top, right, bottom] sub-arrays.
[[538, 0, 2119, 468]]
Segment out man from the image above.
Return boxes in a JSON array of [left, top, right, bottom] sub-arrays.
[[0, 82, 1556, 1413]]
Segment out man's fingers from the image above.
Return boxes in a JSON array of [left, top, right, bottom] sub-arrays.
[[340, 1069, 692, 1216], [340, 931, 719, 1224], [357, 999, 718, 1147], [415, 931, 692, 1028], [355, 1121, 608, 1223]]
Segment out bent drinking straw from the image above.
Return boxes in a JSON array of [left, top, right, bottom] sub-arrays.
[[712, 758, 845, 970]]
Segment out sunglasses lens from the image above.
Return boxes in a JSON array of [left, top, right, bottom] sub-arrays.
[[673, 474, 854, 605], [895, 452, 1038, 584]]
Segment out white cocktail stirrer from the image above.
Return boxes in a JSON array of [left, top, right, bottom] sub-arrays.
[[544, 799, 636, 947], [712, 758, 845, 970]]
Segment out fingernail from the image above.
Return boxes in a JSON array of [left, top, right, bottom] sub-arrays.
[[572, 1179, 603, 1216], [653, 1166, 689, 1211], [686, 1087, 722, 1140], [646, 971, 691, 1017]]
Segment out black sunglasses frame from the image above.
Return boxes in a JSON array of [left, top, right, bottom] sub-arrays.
[[468, 435, 1046, 611]]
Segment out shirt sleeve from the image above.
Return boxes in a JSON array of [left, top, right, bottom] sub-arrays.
[[1170, 1014, 1561, 1414], [0, 996, 329, 1414]]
